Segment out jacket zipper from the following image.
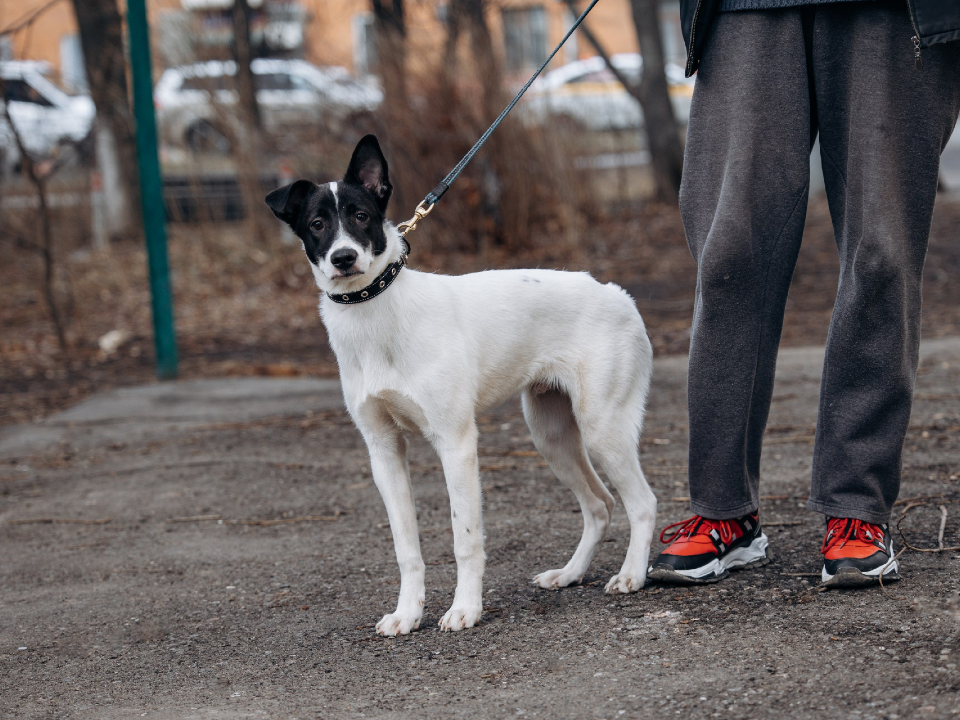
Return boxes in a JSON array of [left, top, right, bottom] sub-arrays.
[[905, 0, 922, 70], [685, 0, 705, 77]]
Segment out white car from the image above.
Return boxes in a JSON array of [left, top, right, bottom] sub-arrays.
[[155, 58, 383, 152], [523, 53, 695, 131], [0, 61, 95, 168]]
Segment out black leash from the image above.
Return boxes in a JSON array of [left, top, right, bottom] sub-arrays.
[[396, 0, 602, 239]]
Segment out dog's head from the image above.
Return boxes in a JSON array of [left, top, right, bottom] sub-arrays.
[[265, 135, 401, 294]]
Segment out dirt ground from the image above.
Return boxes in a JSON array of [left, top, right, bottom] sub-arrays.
[[2, 187, 960, 718], [3, 193, 960, 427], [1, 337, 958, 719]]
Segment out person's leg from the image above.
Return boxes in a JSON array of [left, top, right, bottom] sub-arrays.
[[681, 7, 816, 520], [808, 0, 960, 525]]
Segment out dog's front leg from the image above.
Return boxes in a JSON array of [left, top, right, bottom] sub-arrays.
[[360, 425, 425, 637], [433, 424, 485, 631]]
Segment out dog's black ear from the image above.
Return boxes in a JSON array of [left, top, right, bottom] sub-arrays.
[[344, 134, 392, 213], [265, 180, 315, 230]]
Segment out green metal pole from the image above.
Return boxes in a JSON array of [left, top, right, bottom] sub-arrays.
[[126, 0, 178, 380]]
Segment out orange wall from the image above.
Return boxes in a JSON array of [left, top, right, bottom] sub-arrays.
[[2, 0, 647, 80], [294, 0, 642, 80], [0, 0, 78, 72], [1, 0, 179, 76]]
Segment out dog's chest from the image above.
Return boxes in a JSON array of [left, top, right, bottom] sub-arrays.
[[327, 322, 407, 379], [323, 310, 429, 424]]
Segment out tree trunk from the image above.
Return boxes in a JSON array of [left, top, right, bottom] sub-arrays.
[[440, 0, 463, 98], [462, 0, 499, 121], [371, 0, 407, 114], [628, 0, 684, 203], [232, 0, 261, 130], [71, 0, 141, 240], [462, 0, 501, 251], [370, 0, 407, 212], [232, 0, 268, 245]]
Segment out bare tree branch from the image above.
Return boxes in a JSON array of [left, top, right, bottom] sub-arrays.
[[562, 0, 683, 202], [560, 0, 643, 105], [0, 79, 68, 350], [628, 0, 683, 202], [0, 0, 64, 36], [71, 0, 141, 239]]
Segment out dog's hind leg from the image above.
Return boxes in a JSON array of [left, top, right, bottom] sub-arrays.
[[429, 420, 486, 631], [523, 387, 615, 589], [585, 416, 657, 594], [355, 406, 426, 636]]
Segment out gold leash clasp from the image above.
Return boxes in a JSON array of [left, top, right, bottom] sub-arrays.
[[397, 199, 435, 238]]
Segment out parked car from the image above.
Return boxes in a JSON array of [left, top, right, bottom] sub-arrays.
[[0, 61, 95, 172], [154, 58, 383, 153], [522, 53, 695, 131]]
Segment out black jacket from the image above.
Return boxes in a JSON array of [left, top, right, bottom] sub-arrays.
[[680, 0, 960, 76]]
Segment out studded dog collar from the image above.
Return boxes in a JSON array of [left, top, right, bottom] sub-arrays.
[[327, 256, 405, 305]]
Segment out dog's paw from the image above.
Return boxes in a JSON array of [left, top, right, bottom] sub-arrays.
[[376, 613, 421, 637], [533, 568, 583, 589], [604, 572, 645, 594], [438, 605, 482, 632]]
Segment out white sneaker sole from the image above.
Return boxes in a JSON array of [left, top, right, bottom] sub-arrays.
[[647, 533, 770, 584], [821, 553, 899, 587]]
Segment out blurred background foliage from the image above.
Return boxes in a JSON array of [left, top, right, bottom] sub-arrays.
[[1, 0, 959, 426]]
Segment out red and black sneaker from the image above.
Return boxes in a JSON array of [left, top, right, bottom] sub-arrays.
[[821, 518, 899, 587], [647, 512, 770, 584]]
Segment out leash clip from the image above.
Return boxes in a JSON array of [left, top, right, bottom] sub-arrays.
[[397, 199, 435, 239]]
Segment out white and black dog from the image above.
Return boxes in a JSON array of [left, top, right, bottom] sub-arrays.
[[266, 135, 657, 636]]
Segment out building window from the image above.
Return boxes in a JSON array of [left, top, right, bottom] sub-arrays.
[[562, 8, 578, 64], [502, 6, 547, 73], [352, 13, 377, 75], [60, 35, 88, 94]]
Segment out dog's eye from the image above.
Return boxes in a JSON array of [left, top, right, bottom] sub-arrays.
[[311, 219, 324, 230], [355, 212, 369, 223]]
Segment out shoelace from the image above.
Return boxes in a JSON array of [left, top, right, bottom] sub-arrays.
[[660, 515, 738, 546], [821, 518, 884, 554]]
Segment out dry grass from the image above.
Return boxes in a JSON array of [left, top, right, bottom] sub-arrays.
[[3, 171, 960, 428]]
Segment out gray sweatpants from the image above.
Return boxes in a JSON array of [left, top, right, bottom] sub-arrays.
[[680, 0, 960, 525]]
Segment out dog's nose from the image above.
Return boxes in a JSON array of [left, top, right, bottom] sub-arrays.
[[330, 248, 358, 271]]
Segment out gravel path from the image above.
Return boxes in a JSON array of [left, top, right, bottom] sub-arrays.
[[2, 340, 958, 719]]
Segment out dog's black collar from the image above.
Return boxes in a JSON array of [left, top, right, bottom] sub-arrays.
[[327, 256, 405, 305]]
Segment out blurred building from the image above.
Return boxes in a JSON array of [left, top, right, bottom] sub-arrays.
[[0, 0, 685, 87], [0, 0, 83, 91]]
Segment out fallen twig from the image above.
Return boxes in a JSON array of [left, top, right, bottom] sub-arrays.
[[763, 434, 816, 445], [7, 517, 111, 525], [894, 495, 955, 506], [669, 494, 801, 504], [646, 466, 688, 476], [897, 502, 960, 553], [913, 393, 960, 401], [780, 572, 821, 577], [939, 505, 948, 552], [878, 547, 907, 600], [166, 514, 222, 523], [765, 520, 804, 527], [165, 511, 347, 526], [232, 512, 346, 526], [481, 462, 549, 472], [192, 411, 345, 432]]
